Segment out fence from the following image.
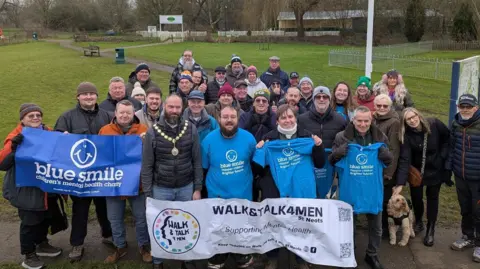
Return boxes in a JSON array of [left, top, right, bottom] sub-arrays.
[[217, 30, 340, 37], [432, 40, 480, 50], [328, 50, 452, 81], [335, 41, 434, 57], [136, 31, 207, 40]]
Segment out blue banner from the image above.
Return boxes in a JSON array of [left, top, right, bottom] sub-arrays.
[[314, 148, 334, 199], [15, 128, 142, 197]]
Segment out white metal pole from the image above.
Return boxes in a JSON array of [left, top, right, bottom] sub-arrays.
[[365, 0, 375, 78]]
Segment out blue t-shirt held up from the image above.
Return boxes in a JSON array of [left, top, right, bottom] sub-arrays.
[[201, 128, 257, 200], [314, 148, 335, 199], [335, 143, 386, 215], [253, 138, 316, 198]]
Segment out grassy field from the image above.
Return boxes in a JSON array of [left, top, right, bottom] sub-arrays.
[[125, 42, 465, 122], [0, 40, 469, 268], [0, 42, 171, 220]]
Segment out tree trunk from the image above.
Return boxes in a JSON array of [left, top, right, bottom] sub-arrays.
[[295, 9, 305, 38]]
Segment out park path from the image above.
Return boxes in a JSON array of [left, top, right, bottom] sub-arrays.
[[44, 39, 214, 81], [0, 220, 477, 269]]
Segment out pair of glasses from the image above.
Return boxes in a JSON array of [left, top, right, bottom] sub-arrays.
[[217, 72, 226, 75], [27, 113, 42, 119], [406, 114, 418, 122], [255, 99, 268, 104], [315, 95, 329, 100], [459, 105, 474, 110], [376, 104, 389, 109]]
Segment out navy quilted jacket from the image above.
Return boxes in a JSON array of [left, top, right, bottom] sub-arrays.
[[447, 110, 480, 181]]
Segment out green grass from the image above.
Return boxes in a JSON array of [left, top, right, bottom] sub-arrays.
[[125, 41, 454, 121], [75, 41, 160, 50], [0, 42, 171, 220]]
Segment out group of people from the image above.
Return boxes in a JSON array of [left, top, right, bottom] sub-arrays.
[[1, 50, 479, 269]]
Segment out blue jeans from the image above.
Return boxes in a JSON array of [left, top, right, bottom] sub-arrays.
[[152, 183, 193, 264], [106, 194, 149, 249]]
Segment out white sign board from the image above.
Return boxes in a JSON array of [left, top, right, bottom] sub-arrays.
[[147, 26, 157, 33], [160, 15, 183, 24], [146, 197, 357, 268], [449, 55, 480, 125]]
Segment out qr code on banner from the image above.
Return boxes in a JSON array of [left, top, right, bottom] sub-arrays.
[[338, 207, 351, 222], [340, 243, 352, 258]]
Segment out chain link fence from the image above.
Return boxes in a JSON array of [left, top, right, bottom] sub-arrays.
[[328, 41, 452, 81]]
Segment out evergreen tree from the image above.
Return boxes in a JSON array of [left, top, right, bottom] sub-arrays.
[[404, 0, 426, 42], [452, 3, 478, 41]]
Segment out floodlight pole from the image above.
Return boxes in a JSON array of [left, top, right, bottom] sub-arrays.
[[365, 0, 375, 78]]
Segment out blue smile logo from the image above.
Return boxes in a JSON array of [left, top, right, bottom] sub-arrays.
[[225, 150, 238, 163], [70, 139, 97, 169], [282, 147, 295, 157], [356, 154, 368, 165]]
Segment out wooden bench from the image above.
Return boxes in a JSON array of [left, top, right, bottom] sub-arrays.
[[83, 45, 100, 57]]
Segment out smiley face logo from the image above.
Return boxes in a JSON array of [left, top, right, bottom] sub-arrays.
[[356, 154, 368, 165], [225, 150, 238, 163], [153, 209, 200, 254], [282, 147, 295, 157], [70, 139, 97, 169]]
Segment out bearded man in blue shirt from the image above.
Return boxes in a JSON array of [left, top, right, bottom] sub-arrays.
[[201, 106, 257, 269]]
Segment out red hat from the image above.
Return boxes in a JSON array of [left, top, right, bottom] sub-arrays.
[[218, 83, 234, 98]]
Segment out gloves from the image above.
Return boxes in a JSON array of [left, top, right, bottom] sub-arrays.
[[10, 133, 24, 151], [337, 144, 348, 158], [444, 171, 454, 187]]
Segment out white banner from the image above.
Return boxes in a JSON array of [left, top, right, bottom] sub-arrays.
[[146, 198, 356, 268], [159, 15, 183, 24]]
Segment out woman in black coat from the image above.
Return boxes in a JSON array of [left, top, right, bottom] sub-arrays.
[[394, 107, 453, 247], [255, 104, 324, 269]]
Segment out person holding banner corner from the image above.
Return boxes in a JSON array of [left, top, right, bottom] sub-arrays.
[[1, 103, 62, 269], [141, 94, 203, 269], [54, 82, 113, 262], [98, 100, 152, 263], [201, 105, 258, 269]]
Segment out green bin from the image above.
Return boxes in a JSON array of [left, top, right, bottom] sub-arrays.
[[32, 32, 38, 40], [115, 48, 125, 64]]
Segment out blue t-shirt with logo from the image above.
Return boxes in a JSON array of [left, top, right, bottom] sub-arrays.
[[335, 143, 386, 215], [314, 148, 335, 199], [201, 128, 257, 200], [253, 138, 316, 198]]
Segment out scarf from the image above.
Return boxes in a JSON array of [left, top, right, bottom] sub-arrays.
[[277, 123, 297, 139]]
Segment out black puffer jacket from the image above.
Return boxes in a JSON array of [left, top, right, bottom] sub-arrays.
[[54, 104, 112, 134], [239, 108, 277, 142], [298, 106, 347, 149], [99, 93, 142, 113], [205, 80, 227, 104], [447, 111, 480, 181], [397, 118, 450, 186]]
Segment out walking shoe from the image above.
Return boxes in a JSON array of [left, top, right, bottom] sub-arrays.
[[36, 241, 62, 257], [364, 254, 384, 269], [414, 222, 425, 234], [207, 262, 225, 269], [21, 253, 44, 269], [68, 245, 84, 262], [139, 245, 152, 263], [104, 247, 127, 263], [101, 236, 115, 247], [473, 247, 480, 263], [451, 235, 475, 251]]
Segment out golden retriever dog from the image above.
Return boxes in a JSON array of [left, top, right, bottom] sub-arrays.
[[387, 194, 415, 246]]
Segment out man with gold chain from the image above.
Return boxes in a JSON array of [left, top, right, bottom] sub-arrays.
[[141, 94, 203, 269]]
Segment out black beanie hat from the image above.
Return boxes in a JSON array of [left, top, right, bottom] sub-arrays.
[[135, 63, 150, 74]]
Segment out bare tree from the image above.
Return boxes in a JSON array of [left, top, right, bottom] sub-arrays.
[[4, 0, 22, 27], [286, 0, 320, 37], [99, 0, 132, 32]]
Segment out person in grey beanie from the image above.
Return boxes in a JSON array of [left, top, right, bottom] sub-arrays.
[[298, 76, 315, 111]]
